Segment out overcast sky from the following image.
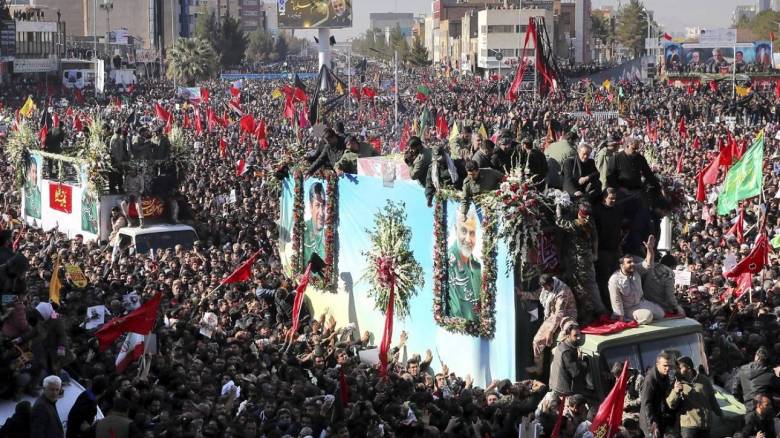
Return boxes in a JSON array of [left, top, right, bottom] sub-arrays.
[[310, 0, 738, 41]]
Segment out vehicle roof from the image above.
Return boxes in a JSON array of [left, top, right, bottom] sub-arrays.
[[117, 224, 197, 236], [580, 317, 703, 355]]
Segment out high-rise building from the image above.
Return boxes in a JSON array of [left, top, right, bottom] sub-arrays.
[[370, 13, 415, 39], [757, 0, 771, 12]]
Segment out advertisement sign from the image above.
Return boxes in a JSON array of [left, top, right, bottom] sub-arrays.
[[14, 57, 58, 73], [0, 20, 15, 61], [277, 0, 352, 29], [664, 42, 772, 71], [698, 28, 737, 46]]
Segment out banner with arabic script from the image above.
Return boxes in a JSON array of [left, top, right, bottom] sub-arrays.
[[49, 182, 73, 213]]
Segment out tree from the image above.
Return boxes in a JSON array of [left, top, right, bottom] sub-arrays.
[[274, 36, 289, 61], [246, 28, 275, 64], [166, 38, 219, 85], [218, 16, 247, 68], [736, 10, 780, 41], [194, 6, 219, 48], [591, 14, 613, 45], [615, 0, 648, 58], [408, 36, 430, 66]]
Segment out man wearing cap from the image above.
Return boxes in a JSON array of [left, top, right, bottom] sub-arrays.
[[460, 160, 503, 217], [596, 133, 621, 189], [518, 274, 577, 374], [446, 210, 481, 320], [608, 235, 666, 324]]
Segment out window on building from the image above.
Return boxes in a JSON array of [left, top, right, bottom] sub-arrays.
[[487, 25, 514, 33], [243, 10, 259, 16], [519, 25, 527, 33], [243, 0, 259, 5]]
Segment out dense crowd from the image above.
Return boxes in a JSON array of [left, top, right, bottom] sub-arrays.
[[0, 56, 779, 438]]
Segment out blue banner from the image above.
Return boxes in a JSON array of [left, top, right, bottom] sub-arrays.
[[220, 73, 318, 81]]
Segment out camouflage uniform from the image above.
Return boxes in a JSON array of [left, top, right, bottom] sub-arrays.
[[556, 214, 607, 319]]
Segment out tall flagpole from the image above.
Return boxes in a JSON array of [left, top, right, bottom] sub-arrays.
[[348, 46, 351, 114]]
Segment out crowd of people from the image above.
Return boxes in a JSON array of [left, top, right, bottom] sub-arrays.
[[0, 54, 778, 438]]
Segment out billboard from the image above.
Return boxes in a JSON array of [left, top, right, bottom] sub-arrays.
[[664, 42, 774, 72], [277, 0, 352, 29], [0, 20, 15, 61]]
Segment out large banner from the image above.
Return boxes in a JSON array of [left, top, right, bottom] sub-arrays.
[[23, 154, 41, 219], [664, 42, 774, 71], [277, 0, 352, 29], [328, 176, 515, 385]]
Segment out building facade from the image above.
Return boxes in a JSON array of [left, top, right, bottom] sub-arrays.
[[369, 12, 415, 39], [476, 8, 554, 74]]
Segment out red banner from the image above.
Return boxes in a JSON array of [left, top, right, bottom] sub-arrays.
[[49, 183, 72, 213]]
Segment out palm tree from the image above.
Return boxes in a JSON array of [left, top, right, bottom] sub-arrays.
[[166, 38, 219, 86]]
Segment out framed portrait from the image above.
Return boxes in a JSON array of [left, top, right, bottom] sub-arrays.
[[290, 172, 339, 291], [433, 196, 497, 337]]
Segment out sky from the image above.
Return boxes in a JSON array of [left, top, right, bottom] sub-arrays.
[[305, 0, 738, 42]]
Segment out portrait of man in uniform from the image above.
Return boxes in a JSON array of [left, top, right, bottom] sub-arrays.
[[446, 210, 481, 320]]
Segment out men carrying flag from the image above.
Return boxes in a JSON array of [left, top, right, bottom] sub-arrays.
[[590, 361, 629, 438], [95, 292, 162, 351]]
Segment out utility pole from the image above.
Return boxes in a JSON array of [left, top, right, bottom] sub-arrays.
[[99, 1, 113, 56], [171, 0, 177, 89]]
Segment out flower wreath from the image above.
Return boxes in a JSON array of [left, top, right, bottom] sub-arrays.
[[292, 171, 339, 292], [432, 191, 498, 338], [361, 200, 424, 319]]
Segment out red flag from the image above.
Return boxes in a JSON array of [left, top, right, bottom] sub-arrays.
[[775, 80, 780, 98], [283, 96, 295, 121], [701, 154, 720, 185], [719, 140, 733, 167], [398, 122, 410, 151], [298, 109, 310, 130], [220, 250, 261, 284], [254, 119, 268, 149], [229, 85, 241, 98], [584, 103, 592, 116], [65, 107, 73, 117], [770, 31, 776, 42], [235, 159, 247, 176], [95, 293, 162, 351], [675, 151, 684, 174], [350, 86, 361, 101], [378, 278, 396, 378], [369, 137, 381, 152], [219, 138, 228, 158], [228, 99, 243, 116], [200, 87, 209, 103], [338, 366, 349, 408], [52, 113, 59, 128], [696, 171, 706, 202], [39, 124, 48, 146], [550, 395, 566, 438], [154, 103, 170, 122], [207, 108, 218, 132], [734, 272, 753, 298], [724, 234, 769, 278], [115, 333, 145, 374], [691, 136, 701, 150], [194, 108, 203, 135], [726, 208, 745, 244], [182, 112, 191, 129], [290, 264, 312, 339], [590, 361, 630, 438], [220, 111, 230, 128], [663, 32, 673, 41], [678, 116, 687, 138], [361, 86, 376, 100], [709, 80, 718, 93], [73, 117, 83, 132], [686, 83, 695, 96], [436, 113, 449, 139], [239, 114, 255, 134], [164, 114, 173, 134]]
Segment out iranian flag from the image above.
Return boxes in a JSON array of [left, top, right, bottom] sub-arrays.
[[115, 332, 145, 374]]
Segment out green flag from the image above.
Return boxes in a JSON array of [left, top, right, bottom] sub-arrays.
[[618, 87, 625, 98], [717, 131, 764, 215], [771, 234, 780, 249], [418, 108, 430, 137]]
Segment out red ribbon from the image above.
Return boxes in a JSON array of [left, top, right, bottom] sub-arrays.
[[378, 257, 396, 379]]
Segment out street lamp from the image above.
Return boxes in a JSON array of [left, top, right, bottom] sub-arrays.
[[99, 0, 113, 55]]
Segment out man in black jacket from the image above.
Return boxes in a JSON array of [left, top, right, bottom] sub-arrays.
[[306, 128, 345, 176], [562, 143, 601, 203], [640, 351, 675, 438], [490, 130, 518, 173], [66, 375, 109, 438], [606, 138, 659, 192], [732, 347, 780, 411], [517, 138, 548, 190], [740, 394, 775, 438], [31, 375, 64, 438], [548, 323, 587, 396]]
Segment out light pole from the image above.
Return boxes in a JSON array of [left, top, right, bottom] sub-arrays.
[[99, 0, 113, 56]]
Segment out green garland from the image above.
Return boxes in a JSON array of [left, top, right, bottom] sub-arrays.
[[76, 115, 113, 194], [5, 120, 35, 188], [311, 171, 339, 292], [361, 200, 424, 319], [431, 193, 498, 338]]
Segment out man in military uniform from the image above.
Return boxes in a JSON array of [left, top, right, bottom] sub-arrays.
[[303, 182, 327, 265], [404, 136, 431, 188], [447, 210, 481, 320], [460, 160, 503, 217]]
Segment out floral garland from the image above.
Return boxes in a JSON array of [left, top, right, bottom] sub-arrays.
[[432, 193, 498, 338], [5, 120, 34, 188], [311, 171, 339, 292], [361, 200, 424, 319], [77, 115, 113, 194], [290, 172, 305, 275]]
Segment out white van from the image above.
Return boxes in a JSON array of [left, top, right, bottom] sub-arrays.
[[115, 224, 198, 254]]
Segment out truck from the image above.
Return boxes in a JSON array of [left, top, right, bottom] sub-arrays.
[[20, 150, 196, 251], [579, 317, 745, 437]]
